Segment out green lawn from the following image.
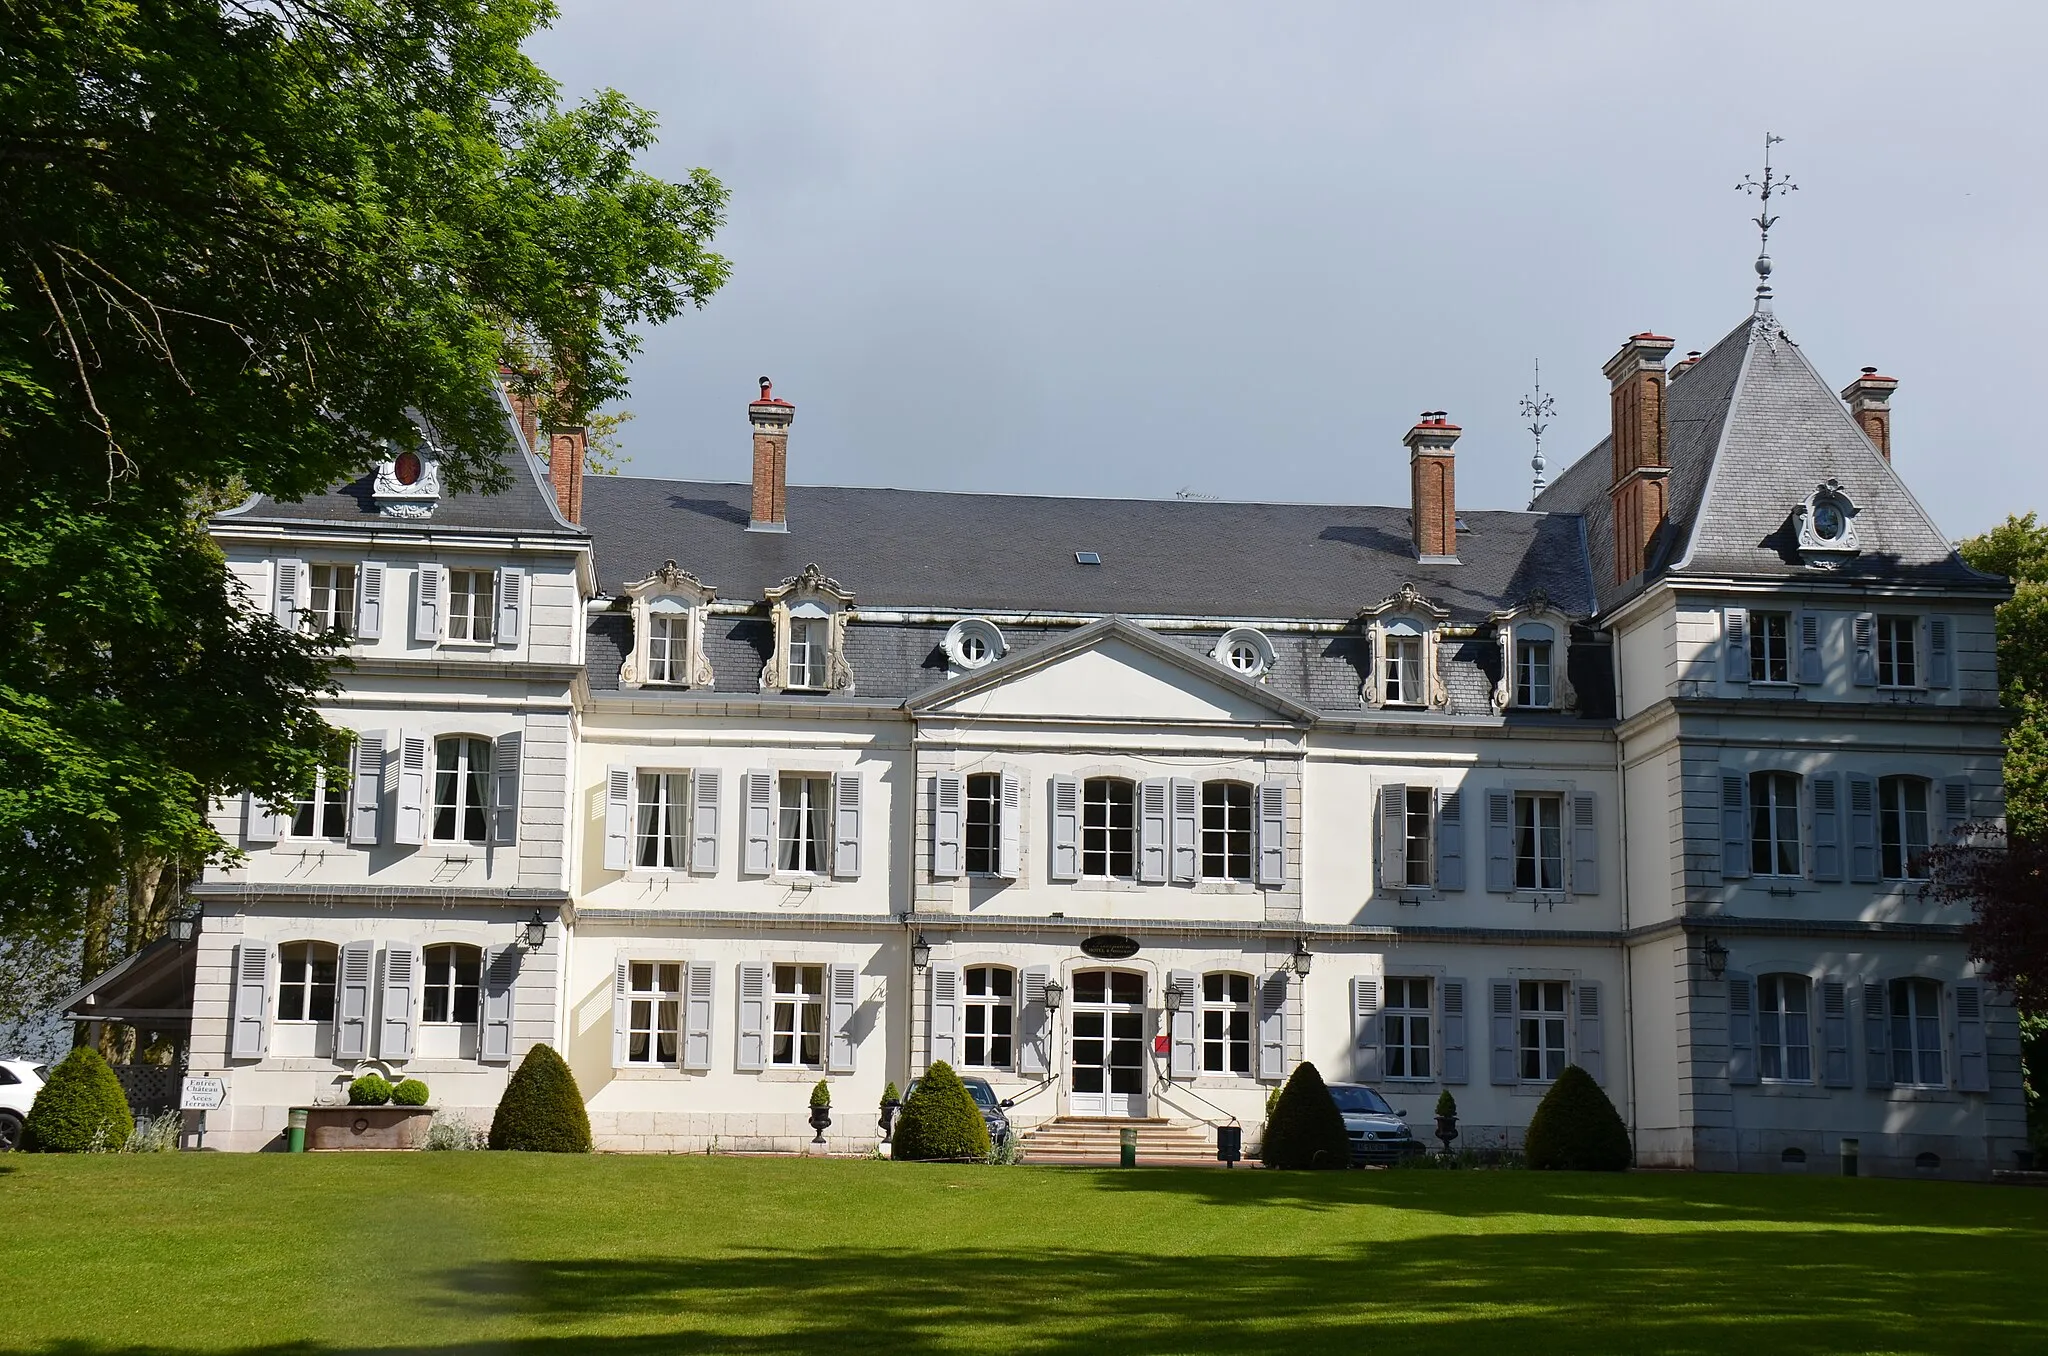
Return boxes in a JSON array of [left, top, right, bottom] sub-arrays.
[[2, 1155, 2044, 1355]]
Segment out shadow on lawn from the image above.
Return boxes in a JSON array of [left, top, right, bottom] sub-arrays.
[[10, 1217, 2043, 1356]]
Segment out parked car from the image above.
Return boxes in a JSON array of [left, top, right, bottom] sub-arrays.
[[1326, 1081, 1424, 1166], [904, 1074, 1015, 1146], [0, 1060, 51, 1151]]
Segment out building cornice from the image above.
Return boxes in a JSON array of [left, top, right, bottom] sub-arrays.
[[1617, 694, 2012, 743]]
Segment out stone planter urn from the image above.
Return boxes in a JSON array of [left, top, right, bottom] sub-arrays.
[[1434, 1111, 1459, 1161], [301, 1105, 434, 1151], [808, 1106, 832, 1145], [878, 1098, 901, 1142]]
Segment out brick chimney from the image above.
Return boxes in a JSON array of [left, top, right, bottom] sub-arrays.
[[548, 427, 586, 524], [1841, 367, 1899, 461], [498, 366, 541, 453], [1404, 411, 1460, 564], [748, 376, 795, 533], [1604, 331, 1676, 583]]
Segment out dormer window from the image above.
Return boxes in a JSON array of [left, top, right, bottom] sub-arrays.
[[762, 564, 855, 695], [1488, 594, 1577, 713], [1358, 584, 1450, 711], [1382, 624, 1426, 706], [1794, 480, 1862, 568], [620, 561, 716, 690], [1213, 627, 1274, 680], [944, 618, 1005, 673], [787, 612, 829, 689], [1515, 626, 1555, 707], [645, 603, 687, 684]]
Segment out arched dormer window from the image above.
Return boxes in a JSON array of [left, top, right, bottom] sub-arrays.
[[1357, 584, 1450, 711], [1213, 627, 1274, 680], [620, 561, 715, 690], [1488, 594, 1578, 714], [762, 563, 855, 694]]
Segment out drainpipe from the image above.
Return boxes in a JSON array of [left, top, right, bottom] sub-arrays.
[[1613, 628, 1640, 1164]]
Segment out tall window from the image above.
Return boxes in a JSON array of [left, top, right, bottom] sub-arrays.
[[636, 772, 689, 870], [1879, 776, 1932, 881], [1403, 787, 1434, 887], [963, 966, 1014, 1069], [447, 569, 496, 643], [646, 613, 685, 684], [1749, 611, 1791, 683], [1875, 616, 1918, 687], [777, 775, 830, 874], [625, 962, 681, 1065], [289, 768, 349, 840], [1202, 972, 1252, 1075], [305, 564, 356, 637], [1749, 771, 1802, 877], [276, 941, 338, 1022], [1083, 778, 1136, 879], [421, 944, 480, 1025], [1758, 974, 1812, 1082], [786, 618, 827, 689], [1201, 781, 1253, 881], [1514, 793, 1564, 891], [965, 773, 1001, 875], [432, 737, 492, 843], [771, 963, 825, 1067], [1888, 977, 1944, 1087], [1515, 637, 1554, 707], [1384, 977, 1433, 1079], [1518, 980, 1568, 1081], [1383, 634, 1424, 705]]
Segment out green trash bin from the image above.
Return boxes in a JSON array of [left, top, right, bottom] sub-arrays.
[[1119, 1126, 1137, 1168], [287, 1107, 309, 1154]]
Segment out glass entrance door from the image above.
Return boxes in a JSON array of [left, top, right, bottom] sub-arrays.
[[1069, 969, 1148, 1117]]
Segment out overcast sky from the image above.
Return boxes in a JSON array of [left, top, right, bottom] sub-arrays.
[[528, 1, 2045, 539]]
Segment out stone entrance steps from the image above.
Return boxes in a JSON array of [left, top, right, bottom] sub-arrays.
[[1019, 1116, 1224, 1166]]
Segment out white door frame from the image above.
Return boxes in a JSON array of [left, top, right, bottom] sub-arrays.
[[1067, 967, 1149, 1117]]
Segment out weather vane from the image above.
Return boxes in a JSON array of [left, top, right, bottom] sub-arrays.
[[1520, 359, 1556, 507], [1737, 132, 1797, 312]]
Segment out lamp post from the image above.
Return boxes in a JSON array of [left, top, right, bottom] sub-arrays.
[[1292, 938, 1314, 978], [911, 933, 931, 973], [521, 910, 549, 951], [1702, 936, 1729, 981]]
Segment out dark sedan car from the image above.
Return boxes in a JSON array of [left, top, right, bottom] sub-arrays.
[[1326, 1082, 1424, 1165], [904, 1074, 1014, 1145]]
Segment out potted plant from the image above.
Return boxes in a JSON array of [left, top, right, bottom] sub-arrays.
[[808, 1080, 832, 1145], [878, 1081, 901, 1141], [1434, 1089, 1459, 1161], [299, 1072, 434, 1150]]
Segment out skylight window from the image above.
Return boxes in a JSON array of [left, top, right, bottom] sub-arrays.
[[1075, 551, 1101, 565]]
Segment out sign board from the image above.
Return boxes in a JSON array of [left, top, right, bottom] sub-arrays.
[[1080, 934, 1140, 960], [179, 1076, 226, 1111]]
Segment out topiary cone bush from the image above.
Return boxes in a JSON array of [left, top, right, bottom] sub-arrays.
[[809, 1079, 831, 1111], [1523, 1064, 1632, 1171], [1260, 1061, 1352, 1170], [891, 1061, 991, 1162], [24, 1046, 134, 1152], [488, 1044, 591, 1152], [348, 1073, 393, 1106], [391, 1078, 430, 1107]]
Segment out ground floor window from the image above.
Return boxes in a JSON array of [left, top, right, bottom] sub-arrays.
[[1201, 972, 1252, 1075], [276, 941, 337, 1022], [1889, 977, 1944, 1087], [1384, 977, 1432, 1079], [422, 944, 481, 1024], [626, 962, 682, 1065], [964, 966, 1014, 1069], [1518, 980, 1567, 1081], [772, 963, 825, 1068]]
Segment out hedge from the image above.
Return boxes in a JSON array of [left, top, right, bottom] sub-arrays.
[[348, 1074, 393, 1106], [891, 1061, 991, 1161], [488, 1044, 591, 1152], [23, 1047, 134, 1153], [1260, 1061, 1351, 1170], [1523, 1064, 1631, 1171]]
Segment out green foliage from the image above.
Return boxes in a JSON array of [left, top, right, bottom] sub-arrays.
[[425, 1113, 487, 1151], [881, 1081, 900, 1105], [1435, 1089, 1458, 1120], [488, 1044, 591, 1153], [391, 1078, 430, 1107], [21, 1046, 132, 1152], [348, 1074, 393, 1106], [1523, 1065, 1632, 1171], [122, 1110, 181, 1153], [891, 1062, 991, 1162], [1259, 1062, 1351, 1170], [809, 1079, 831, 1111], [1960, 516, 2048, 843]]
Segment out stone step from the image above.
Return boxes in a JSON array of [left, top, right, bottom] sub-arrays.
[[1018, 1117, 1229, 1165]]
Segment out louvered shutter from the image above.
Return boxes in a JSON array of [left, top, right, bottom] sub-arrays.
[[1256, 780, 1286, 886], [1726, 973, 1759, 1085], [1257, 971, 1288, 1081], [230, 942, 272, 1060], [1351, 977, 1383, 1082], [690, 768, 720, 874], [1378, 785, 1407, 892], [378, 947, 416, 1061], [1484, 789, 1514, 892], [1169, 778, 1199, 884], [1721, 772, 1751, 879], [1440, 978, 1469, 1084], [735, 963, 768, 1071], [1167, 970, 1198, 1079], [932, 773, 964, 878], [1851, 613, 1876, 686], [1862, 980, 1891, 1088], [998, 772, 1022, 879], [1811, 775, 1843, 881], [1954, 982, 1989, 1092], [1048, 776, 1080, 881], [1847, 774, 1879, 882], [349, 732, 384, 846], [1570, 791, 1598, 896], [480, 945, 517, 1063], [683, 962, 715, 1071], [354, 561, 386, 641], [1723, 606, 1748, 682], [333, 940, 374, 1061], [1436, 789, 1465, 892], [273, 557, 302, 629], [1940, 779, 1972, 842], [1928, 616, 1953, 688], [1017, 966, 1050, 1075], [1137, 779, 1169, 884], [1797, 611, 1823, 684], [1488, 979, 1516, 1084], [832, 771, 863, 879], [601, 765, 632, 870], [1576, 982, 1606, 1085], [394, 733, 428, 846], [1820, 979, 1852, 1087], [245, 791, 282, 846], [928, 965, 962, 1069], [414, 564, 445, 642], [491, 730, 521, 845], [827, 963, 859, 1074], [742, 770, 773, 875], [495, 566, 525, 647], [611, 957, 630, 1067]]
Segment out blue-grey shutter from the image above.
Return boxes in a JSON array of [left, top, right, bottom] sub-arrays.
[[932, 773, 964, 878], [1862, 980, 1891, 1089], [495, 566, 525, 647], [394, 732, 428, 846], [611, 957, 630, 1068], [1048, 776, 1080, 881], [1169, 778, 1198, 884], [1820, 979, 1852, 1088], [1435, 789, 1465, 892], [1351, 976, 1383, 1082], [998, 772, 1022, 879], [1797, 610, 1823, 685], [1440, 978, 1469, 1084], [1167, 970, 1198, 1079], [349, 732, 384, 846], [1484, 789, 1514, 892], [682, 961, 715, 1072], [1810, 775, 1842, 882], [690, 768, 720, 874], [1576, 981, 1606, 1085], [1851, 613, 1877, 686], [832, 771, 863, 879], [1726, 973, 1759, 1085], [230, 942, 272, 1060], [334, 940, 374, 1062], [1928, 616, 1953, 688], [1570, 791, 1598, 896], [1488, 979, 1517, 1084], [1940, 778, 1972, 842], [735, 962, 767, 1072], [378, 946, 416, 1061], [1256, 781, 1287, 887], [1954, 981, 1988, 1092], [1257, 971, 1288, 1081], [742, 770, 773, 875], [1721, 772, 1751, 880], [827, 962, 858, 1074], [273, 557, 302, 629], [1017, 965, 1050, 1075], [491, 730, 520, 846], [1378, 785, 1407, 892], [414, 564, 444, 643], [1847, 774, 1879, 882], [480, 945, 518, 1063], [927, 965, 962, 1070], [1723, 606, 1748, 682], [1138, 778, 1169, 884], [244, 791, 282, 846], [354, 561, 385, 642], [602, 764, 631, 871]]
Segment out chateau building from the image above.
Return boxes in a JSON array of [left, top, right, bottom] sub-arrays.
[[81, 294, 2029, 1176]]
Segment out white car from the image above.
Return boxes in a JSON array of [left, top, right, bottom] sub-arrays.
[[0, 1060, 50, 1151]]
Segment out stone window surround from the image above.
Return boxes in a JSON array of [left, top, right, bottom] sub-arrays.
[[760, 564, 855, 695], [618, 561, 716, 691], [1357, 584, 1452, 712], [1487, 595, 1578, 714], [1061, 760, 1284, 893]]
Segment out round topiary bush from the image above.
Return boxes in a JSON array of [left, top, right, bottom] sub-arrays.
[[488, 1043, 591, 1152], [1260, 1061, 1351, 1170], [891, 1061, 991, 1162], [1523, 1064, 1631, 1171], [23, 1046, 134, 1153], [348, 1073, 393, 1106], [391, 1078, 430, 1107]]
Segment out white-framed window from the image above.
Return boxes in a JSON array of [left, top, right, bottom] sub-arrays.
[[1749, 610, 1792, 683], [421, 944, 481, 1025], [1383, 633, 1425, 706], [305, 564, 357, 637], [1888, 977, 1945, 1087], [771, 963, 825, 1068], [1226, 638, 1261, 672], [945, 618, 1004, 671], [1517, 980, 1568, 1082], [1875, 616, 1918, 688], [1514, 793, 1564, 891], [1515, 636, 1553, 707], [1214, 627, 1274, 679], [288, 768, 349, 840], [965, 772, 1001, 875], [963, 966, 1014, 1069], [1879, 775, 1932, 881], [786, 617, 827, 690], [636, 772, 690, 870], [1758, 974, 1812, 1082], [447, 569, 496, 643], [1402, 786, 1433, 888], [625, 961, 682, 1065], [777, 774, 830, 874], [276, 941, 338, 1023], [1083, 777, 1136, 879], [646, 613, 686, 684], [1749, 771, 1802, 877], [1384, 976, 1433, 1080], [1201, 972, 1252, 1075], [432, 736, 492, 844], [1201, 781, 1253, 882]]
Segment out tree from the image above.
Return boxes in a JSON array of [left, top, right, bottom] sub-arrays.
[[1259, 1061, 1351, 1169], [892, 1062, 992, 1162], [21, 1044, 133, 1151], [488, 1043, 590, 1152], [1959, 514, 2048, 839], [0, 2, 728, 941]]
